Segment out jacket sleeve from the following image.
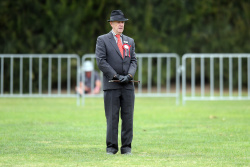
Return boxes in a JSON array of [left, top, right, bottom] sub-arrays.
[[128, 39, 137, 77], [95, 36, 117, 80]]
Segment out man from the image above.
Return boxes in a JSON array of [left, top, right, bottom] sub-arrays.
[[75, 60, 101, 95], [95, 10, 137, 154]]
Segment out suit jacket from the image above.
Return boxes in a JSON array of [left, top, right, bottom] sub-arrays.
[[95, 31, 137, 90]]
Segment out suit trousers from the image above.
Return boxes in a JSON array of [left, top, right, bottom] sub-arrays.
[[104, 87, 135, 154]]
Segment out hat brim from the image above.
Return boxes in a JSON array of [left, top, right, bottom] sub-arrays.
[[107, 18, 129, 22]]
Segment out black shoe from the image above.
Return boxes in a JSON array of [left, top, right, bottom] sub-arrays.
[[106, 148, 118, 154], [121, 147, 131, 154]]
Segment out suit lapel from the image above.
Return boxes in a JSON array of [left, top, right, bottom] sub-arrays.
[[108, 32, 123, 59]]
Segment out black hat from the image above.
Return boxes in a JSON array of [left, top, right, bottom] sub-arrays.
[[107, 10, 129, 22]]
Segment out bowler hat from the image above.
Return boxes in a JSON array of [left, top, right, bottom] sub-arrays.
[[107, 10, 129, 22]]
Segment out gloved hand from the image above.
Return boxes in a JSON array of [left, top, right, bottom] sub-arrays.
[[113, 74, 126, 81], [120, 74, 133, 83], [113, 74, 121, 80]]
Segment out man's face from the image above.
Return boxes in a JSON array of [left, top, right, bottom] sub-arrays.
[[110, 21, 125, 35], [85, 71, 92, 78]]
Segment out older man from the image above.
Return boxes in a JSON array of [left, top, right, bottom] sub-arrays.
[[95, 10, 137, 154]]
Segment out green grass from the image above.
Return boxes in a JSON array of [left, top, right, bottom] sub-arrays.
[[0, 97, 249, 167]]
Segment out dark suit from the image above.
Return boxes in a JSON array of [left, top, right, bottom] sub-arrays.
[[95, 31, 137, 154]]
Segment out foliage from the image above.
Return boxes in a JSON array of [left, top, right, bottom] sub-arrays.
[[1, 0, 250, 88]]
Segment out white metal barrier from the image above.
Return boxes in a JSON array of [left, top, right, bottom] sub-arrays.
[[2, 53, 250, 106], [80, 53, 180, 105], [182, 53, 250, 104], [0, 54, 80, 100]]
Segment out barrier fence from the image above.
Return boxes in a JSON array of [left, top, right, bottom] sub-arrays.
[[80, 53, 180, 105], [182, 53, 250, 104], [0, 54, 80, 100], [1, 53, 250, 105]]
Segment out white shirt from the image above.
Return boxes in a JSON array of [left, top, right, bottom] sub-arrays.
[[111, 30, 123, 44]]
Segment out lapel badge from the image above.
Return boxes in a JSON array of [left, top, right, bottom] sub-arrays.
[[124, 41, 128, 44]]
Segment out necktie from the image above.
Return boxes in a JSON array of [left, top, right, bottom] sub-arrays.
[[115, 34, 124, 58]]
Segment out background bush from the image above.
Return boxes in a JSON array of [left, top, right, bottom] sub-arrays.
[[1, 0, 250, 90]]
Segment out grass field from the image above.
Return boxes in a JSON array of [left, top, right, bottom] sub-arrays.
[[0, 97, 249, 166]]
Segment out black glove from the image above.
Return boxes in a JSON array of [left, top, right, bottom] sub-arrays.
[[113, 74, 126, 81], [113, 74, 121, 80], [120, 74, 133, 83], [127, 74, 133, 81]]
